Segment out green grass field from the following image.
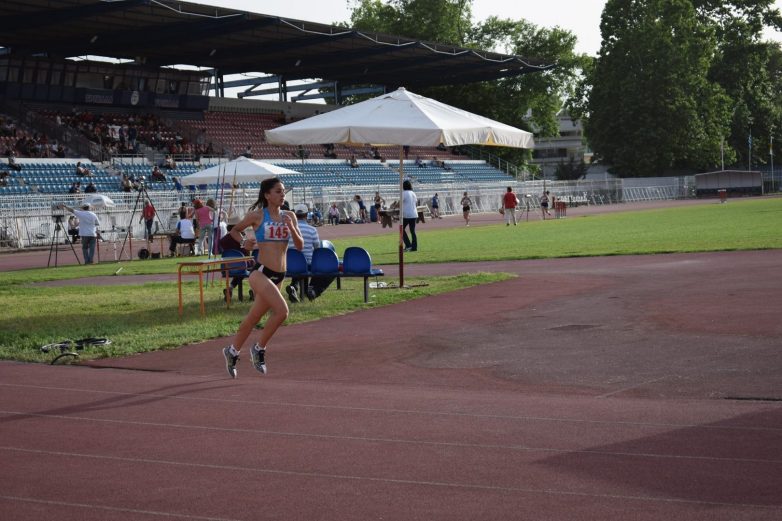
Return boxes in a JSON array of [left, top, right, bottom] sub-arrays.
[[1, 197, 780, 363]]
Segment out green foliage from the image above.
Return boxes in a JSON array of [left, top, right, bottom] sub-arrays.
[[0, 272, 511, 362], [554, 157, 588, 180], [582, 0, 782, 177], [339, 197, 782, 264]]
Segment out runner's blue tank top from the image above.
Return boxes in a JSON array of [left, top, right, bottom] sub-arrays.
[[255, 208, 290, 243]]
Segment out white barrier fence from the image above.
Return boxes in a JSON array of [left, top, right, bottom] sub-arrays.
[[0, 177, 693, 250]]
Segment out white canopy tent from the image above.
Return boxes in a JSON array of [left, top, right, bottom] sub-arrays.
[[180, 156, 301, 186], [266, 87, 534, 286]]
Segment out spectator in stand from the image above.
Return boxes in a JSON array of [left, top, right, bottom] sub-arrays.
[[140, 200, 156, 240], [75, 161, 92, 177], [55, 144, 66, 158], [172, 176, 183, 192], [84, 181, 97, 193], [349, 155, 359, 168], [68, 181, 81, 194], [120, 174, 132, 192], [415, 156, 425, 168], [7, 154, 21, 172], [243, 145, 253, 158], [164, 154, 176, 169], [60, 203, 101, 264], [151, 165, 167, 182], [403, 145, 410, 159]]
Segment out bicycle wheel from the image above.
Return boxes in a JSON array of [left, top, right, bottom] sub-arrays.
[[51, 352, 80, 365]]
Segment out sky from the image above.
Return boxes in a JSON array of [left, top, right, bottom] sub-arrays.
[[194, 0, 782, 56]]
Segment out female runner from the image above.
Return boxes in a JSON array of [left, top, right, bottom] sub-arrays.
[[222, 177, 303, 377]]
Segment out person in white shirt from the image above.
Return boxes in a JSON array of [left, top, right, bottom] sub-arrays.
[[401, 179, 418, 252], [61, 203, 101, 264], [168, 211, 196, 256]]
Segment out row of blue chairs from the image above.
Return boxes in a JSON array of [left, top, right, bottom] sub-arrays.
[[221, 244, 383, 304]]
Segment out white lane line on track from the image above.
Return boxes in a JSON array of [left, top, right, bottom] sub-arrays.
[[1, 411, 781, 465], [2, 382, 780, 432], [0, 494, 242, 521], [1, 447, 779, 511]]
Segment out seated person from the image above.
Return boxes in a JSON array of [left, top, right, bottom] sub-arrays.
[[7, 155, 22, 172], [151, 165, 167, 182], [68, 181, 81, 194], [172, 176, 183, 191], [414, 156, 425, 168], [285, 207, 334, 303], [164, 154, 176, 169], [327, 203, 340, 225], [168, 212, 196, 256], [430, 156, 444, 168], [84, 181, 97, 193], [322, 143, 337, 159], [75, 161, 93, 177], [349, 155, 359, 168], [310, 206, 322, 226], [120, 174, 133, 192]]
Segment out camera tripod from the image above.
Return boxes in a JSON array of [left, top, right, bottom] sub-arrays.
[[47, 215, 81, 268], [118, 181, 167, 260]]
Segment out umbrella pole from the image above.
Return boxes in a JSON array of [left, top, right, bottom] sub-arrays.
[[398, 148, 405, 287]]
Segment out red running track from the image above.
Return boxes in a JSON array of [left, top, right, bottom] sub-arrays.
[[1, 200, 781, 519]]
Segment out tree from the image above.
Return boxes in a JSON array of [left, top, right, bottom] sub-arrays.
[[580, 0, 782, 176], [554, 157, 588, 180], [586, 0, 731, 177]]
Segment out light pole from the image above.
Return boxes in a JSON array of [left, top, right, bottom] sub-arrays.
[[771, 134, 775, 192]]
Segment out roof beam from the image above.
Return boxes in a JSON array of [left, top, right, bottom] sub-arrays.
[[2, 0, 148, 30]]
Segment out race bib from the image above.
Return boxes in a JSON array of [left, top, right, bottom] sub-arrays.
[[263, 221, 290, 241]]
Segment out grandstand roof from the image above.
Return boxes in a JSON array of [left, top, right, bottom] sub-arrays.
[[0, 0, 555, 89]]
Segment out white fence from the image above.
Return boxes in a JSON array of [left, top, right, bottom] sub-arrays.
[[0, 176, 694, 250]]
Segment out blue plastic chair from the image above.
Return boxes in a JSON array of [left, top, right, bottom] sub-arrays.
[[286, 248, 310, 296], [311, 247, 340, 275], [221, 249, 253, 302], [286, 248, 309, 276], [343, 247, 385, 302]]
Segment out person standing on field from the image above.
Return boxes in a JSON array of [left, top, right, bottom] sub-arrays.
[[502, 186, 519, 226]]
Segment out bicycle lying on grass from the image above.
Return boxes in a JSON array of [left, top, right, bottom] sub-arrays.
[[40, 337, 112, 364]]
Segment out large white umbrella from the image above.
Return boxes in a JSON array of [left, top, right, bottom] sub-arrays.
[[181, 156, 300, 186], [266, 87, 534, 285], [81, 194, 115, 208]]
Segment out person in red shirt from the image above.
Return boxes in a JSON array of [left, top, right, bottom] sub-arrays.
[[502, 186, 520, 226], [140, 200, 156, 239]]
